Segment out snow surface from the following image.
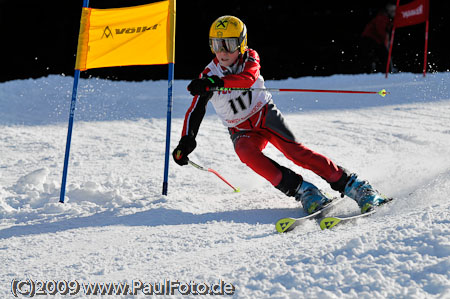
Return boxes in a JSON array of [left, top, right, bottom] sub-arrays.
[[1, 72, 449, 298]]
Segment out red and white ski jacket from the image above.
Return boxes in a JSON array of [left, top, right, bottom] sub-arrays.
[[362, 12, 392, 47], [181, 49, 271, 138]]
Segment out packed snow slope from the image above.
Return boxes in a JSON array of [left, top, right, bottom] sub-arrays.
[[1, 73, 449, 298]]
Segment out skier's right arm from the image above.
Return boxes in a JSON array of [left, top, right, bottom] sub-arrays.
[[172, 93, 211, 166]]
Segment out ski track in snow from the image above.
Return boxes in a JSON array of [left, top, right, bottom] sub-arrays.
[[0, 73, 449, 298]]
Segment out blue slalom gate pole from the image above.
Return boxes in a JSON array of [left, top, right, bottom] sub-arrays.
[[162, 62, 175, 195], [59, 72, 81, 203], [59, 0, 89, 203]]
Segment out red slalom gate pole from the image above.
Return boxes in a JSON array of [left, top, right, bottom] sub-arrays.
[[211, 87, 389, 97]]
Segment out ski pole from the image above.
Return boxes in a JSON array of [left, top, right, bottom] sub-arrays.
[[188, 160, 240, 193], [211, 87, 389, 97]]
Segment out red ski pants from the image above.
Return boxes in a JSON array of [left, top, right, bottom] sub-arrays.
[[229, 103, 342, 187]]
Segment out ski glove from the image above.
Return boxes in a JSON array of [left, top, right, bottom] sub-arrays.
[[187, 76, 224, 96], [172, 135, 197, 166]]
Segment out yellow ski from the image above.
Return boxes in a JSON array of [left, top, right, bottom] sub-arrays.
[[275, 197, 344, 233], [319, 210, 376, 230]]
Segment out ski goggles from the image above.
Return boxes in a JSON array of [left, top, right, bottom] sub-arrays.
[[210, 38, 240, 53]]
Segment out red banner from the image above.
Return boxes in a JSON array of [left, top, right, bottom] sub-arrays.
[[394, 0, 429, 28], [386, 0, 430, 78]]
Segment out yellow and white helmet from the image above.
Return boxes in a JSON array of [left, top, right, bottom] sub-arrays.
[[209, 15, 247, 54]]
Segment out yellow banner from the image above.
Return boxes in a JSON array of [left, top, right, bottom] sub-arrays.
[[75, 0, 175, 70]]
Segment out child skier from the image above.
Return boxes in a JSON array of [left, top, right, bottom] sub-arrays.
[[173, 15, 389, 214]]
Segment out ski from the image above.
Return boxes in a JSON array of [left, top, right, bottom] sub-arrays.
[[319, 197, 394, 230], [275, 197, 344, 233], [319, 210, 376, 230]]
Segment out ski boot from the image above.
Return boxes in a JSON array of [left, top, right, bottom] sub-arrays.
[[295, 181, 332, 214], [344, 173, 389, 213]]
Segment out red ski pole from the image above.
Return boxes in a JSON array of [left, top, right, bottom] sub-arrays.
[[211, 87, 389, 97], [188, 160, 240, 193]]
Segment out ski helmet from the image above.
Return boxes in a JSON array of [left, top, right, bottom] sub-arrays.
[[209, 16, 247, 54]]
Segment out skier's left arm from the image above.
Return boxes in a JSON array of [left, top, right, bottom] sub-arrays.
[[221, 49, 261, 89], [186, 49, 261, 95]]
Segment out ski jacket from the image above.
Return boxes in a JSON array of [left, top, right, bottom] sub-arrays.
[[362, 12, 392, 47], [181, 49, 272, 139]]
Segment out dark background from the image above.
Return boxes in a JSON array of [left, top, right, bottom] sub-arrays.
[[0, 0, 448, 82]]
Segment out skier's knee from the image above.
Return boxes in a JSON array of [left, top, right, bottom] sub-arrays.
[[235, 143, 259, 164]]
